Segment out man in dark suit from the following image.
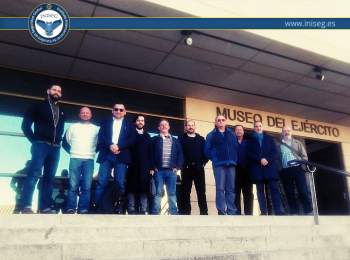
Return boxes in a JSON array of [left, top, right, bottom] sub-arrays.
[[92, 103, 136, 214], [247, 121, 283, 215]]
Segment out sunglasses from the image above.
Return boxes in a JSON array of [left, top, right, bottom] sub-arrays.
[[113, 108, 125, 112]]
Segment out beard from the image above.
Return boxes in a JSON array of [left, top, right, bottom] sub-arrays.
[[48, 93, 61, 102], [136, 125, 144, 130]]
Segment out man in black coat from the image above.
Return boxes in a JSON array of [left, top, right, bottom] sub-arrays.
[[20, 84, 65, 214], [178, 120, 208, 215], [234, 125, 253, 215], [246, 121, 283, 215], [126, 115, 152, 214]]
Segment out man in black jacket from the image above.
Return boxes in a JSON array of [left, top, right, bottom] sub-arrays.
[[20, 84, 65, 213], [178, 120, 208, 215], [126, 115, 152, 214]]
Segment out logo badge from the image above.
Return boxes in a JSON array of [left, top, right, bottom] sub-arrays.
[[28, 3, 70, 45]]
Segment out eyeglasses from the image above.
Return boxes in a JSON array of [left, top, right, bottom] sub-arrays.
[[113, 108, 125, 112], [217, 118, 226, 122]]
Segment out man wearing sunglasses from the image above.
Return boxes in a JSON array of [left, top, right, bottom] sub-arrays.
[[92, 104, 136, 214], [205, 115, 238, 215]]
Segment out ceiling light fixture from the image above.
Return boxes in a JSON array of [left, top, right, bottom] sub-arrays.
[[314, 66, 325, 81]]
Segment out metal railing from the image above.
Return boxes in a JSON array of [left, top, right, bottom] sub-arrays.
[[288, 159, 350, 225]]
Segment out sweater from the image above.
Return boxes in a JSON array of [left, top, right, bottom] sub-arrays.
[[63, 122, 99, 159]]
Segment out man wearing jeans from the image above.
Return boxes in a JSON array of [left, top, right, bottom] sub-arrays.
[[20, 84, 65, 214], [205, 115, 238, 215], [150, 119, 184, 215], [63, 107, 99, 214], [92, 104, 136, 214]]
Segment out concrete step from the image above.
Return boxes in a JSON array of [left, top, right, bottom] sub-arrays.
[[1, 215, 350, 260], [1, 239, 350, 260]]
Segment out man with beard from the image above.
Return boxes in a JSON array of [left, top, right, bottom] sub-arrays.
[[20, 84, 65, 213], [126, 115, 152, 214], [178, 120, 208, 215], [279, 126, 312, 215]]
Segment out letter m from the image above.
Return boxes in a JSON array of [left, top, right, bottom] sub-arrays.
[[216, 107, 227, 118]]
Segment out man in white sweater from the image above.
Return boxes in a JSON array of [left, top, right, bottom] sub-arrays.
[[63, 107, 99, 214]]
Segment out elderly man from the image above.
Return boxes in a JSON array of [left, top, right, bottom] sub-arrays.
[[205, 115, 238, 215], [279, 126, 312, 215]]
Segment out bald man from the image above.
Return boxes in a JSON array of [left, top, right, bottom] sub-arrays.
[[279, 126, 312, 215], [63, 107, 99, 214]]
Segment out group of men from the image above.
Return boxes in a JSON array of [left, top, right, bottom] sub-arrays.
[[17, 84, 313, 216]]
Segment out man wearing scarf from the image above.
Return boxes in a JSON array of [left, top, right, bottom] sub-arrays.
[[247, 121, 283, 215]]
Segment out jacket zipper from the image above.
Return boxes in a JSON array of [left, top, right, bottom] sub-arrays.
[[49, 100, 58, 145]]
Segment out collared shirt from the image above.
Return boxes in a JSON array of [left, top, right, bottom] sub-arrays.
[[161, 134, 172, 168], [136, 128, 144, 134], [112, 118, 123, 144], [280, 139, 296, 168]]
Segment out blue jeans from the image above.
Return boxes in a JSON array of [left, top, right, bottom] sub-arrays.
[[256, 180, 283, 215], [153, 169, 178, 215], [213, 166, 238, 215], [21, 142, 60, 210], [93, 160, 128, 207], [66, 158, 94, 212]]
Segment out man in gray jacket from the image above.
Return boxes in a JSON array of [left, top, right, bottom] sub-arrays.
[[279, 126, 312, 215]]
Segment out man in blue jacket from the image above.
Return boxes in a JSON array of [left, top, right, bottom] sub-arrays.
[[92, 103, 136, 214], [20, 84, 65, 214], [247, 121, 283, 215], [205, 115, 238, 215], [150, 119, 183, 215]]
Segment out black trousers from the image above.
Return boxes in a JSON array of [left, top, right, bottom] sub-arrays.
[[179, 165, 208, 215], [235, 165, 253, 215], [280, 166, 312, 215]]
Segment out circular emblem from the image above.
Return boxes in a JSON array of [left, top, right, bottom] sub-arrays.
[[28, 3, 70, 45]]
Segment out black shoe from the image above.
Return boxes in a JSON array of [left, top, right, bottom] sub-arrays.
[[40, 207, 57, 214], [65, 209, 76, 214], [13, 208, 21, 214], [21, 207, 35, 214]]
